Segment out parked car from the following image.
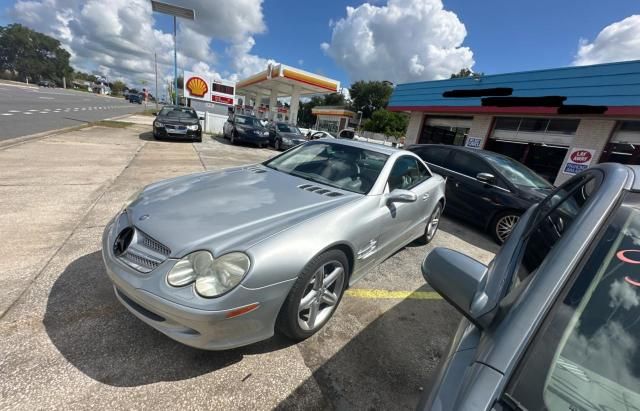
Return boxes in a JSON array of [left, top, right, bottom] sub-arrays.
[[269, 122, 307, 150], [309, 131, 336, 140], [128, 93, 143, 104], [337, 128, 366, 141], [408, 144, 553, 243], [152, 105, 203, 142], [419, 163, 640, 410], [38, 80, 55, 88], [102, 139, 446, 350], [223, 114, 270, 147]]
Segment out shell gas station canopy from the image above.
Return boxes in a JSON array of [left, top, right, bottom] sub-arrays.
[[235, 63, 340, 123]]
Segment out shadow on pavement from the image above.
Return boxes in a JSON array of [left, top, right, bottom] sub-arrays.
[[439, 214, 500, 255], [43, 251, 292, 387], [138, 131, 196, 143], [276, 284, 460, 410]]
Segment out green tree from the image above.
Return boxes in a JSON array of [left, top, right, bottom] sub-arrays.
[[0, 24, 72, 83], [349, 81, 394, 119], [297, 95, 324, 127], [322, 92, 345, 106], [363, 109, 408, 138], [450, 68, 484, 79], [110, 80, 127, 96]]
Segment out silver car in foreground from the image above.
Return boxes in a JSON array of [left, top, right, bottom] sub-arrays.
[[102, 139, 445, 350], [420, 163, 640, 410]]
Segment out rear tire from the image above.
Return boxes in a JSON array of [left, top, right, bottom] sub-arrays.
[[491, 211, 521, 244], [276, 249, 348, 341]]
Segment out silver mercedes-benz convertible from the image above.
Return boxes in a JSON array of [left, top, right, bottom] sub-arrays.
[[102, 139, 446, 350]]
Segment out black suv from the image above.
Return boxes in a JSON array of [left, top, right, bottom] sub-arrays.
[[408, 144, 553, 243]]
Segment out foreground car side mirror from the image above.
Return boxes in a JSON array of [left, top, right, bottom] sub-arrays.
[[387, 189, 417, 204], [422, 248, 488, 328], [476, 172, 496, 183]]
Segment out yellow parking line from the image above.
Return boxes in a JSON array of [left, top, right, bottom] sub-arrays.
[[344, 288, 442, 300]]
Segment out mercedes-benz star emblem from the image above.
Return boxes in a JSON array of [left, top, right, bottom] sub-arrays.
[[139, 214, 150, 221]]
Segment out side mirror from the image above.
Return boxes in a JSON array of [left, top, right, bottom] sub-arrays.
[[422, 248, 488, 328], [387, 189, 417, 204], [199, 116, 204, 120], [476, 172, 496, 183]]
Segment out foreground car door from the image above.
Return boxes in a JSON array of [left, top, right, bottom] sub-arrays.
[[375, 156, 437, 259]]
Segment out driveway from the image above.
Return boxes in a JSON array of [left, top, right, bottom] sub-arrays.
[[0, 122, 498, 410]]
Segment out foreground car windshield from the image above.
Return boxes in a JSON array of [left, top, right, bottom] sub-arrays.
[[264, 142, 388, 194], [160, 107, 197, 119], [484, 154, 552, 189]]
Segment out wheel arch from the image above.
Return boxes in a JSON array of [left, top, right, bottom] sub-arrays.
[[316, 242, 355, 287]]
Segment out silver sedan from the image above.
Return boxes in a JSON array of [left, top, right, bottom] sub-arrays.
[[102, 139, 446, 350]]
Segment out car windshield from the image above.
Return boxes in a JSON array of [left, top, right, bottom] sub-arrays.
[[236, 116, 261, 127], [159, 107, 197, 119], [484, 154, 552, 189], [277, 123, 301, 134], [264, 142, 388, 194]]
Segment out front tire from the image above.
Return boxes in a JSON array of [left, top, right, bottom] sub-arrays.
[[230, 132, 237, 145], [276, 249, 348, 341], [491, 211, 521, 244]]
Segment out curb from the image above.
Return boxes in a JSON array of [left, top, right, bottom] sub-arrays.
[[0, 124, 87, 150], [0, 80, 38, 89]]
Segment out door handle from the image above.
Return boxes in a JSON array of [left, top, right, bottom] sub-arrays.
[[422, 194, 430, 201]]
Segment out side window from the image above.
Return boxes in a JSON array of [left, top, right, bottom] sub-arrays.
[[414, 146, 450, 168], [448, 151, 493, 178], [503, 194, 640, 410], [388, 156, 430, 191]]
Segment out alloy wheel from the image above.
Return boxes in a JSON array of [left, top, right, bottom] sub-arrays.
[[496, 214, 520, 243], [426, 205, 442, 240], [297, 260, 345, 331]]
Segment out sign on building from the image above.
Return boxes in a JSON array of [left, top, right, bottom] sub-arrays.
[[563, 148, 595, 175], [465, 136, 483, 149]]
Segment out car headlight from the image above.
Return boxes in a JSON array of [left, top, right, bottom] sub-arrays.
[[167, 251, 251, 297], [153, 121, 163, 128], [187, 124, 199, 131], [282, 137, 292, 144], [262, 131, 269, 136]]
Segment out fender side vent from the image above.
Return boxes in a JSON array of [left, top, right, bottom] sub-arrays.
[[297, 184, 344, 197]]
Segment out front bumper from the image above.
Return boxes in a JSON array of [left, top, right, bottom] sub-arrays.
[[154, 126, 201, 140], [281, 139, 306, 149], [238, 132, 270, 144], [101, 217, 294, 350]]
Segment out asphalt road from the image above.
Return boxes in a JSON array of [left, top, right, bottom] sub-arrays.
[[0, 82, 147, 140]]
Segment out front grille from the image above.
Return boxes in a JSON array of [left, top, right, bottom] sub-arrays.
[[124, 251, 160, 270], [140, 233, 171, 256]]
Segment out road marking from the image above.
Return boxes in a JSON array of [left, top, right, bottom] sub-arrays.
[[1, 113, 13, 116], [8, 110, 20, 113], [28, 109, 38, 112], [344, 288, 442, 300], [24, 112, 32, 115], [39, 111, 48, 114], [38, 96, 54, 99], [42, 109, 50, 111]]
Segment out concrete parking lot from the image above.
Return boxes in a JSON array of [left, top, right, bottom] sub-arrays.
[[0, 117, 498, 410]]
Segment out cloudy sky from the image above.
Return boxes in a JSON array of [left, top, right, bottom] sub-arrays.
[[1, 0, 639, 93]]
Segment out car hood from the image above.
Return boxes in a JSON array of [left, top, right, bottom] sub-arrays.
[[127, 166, 360, 257], [156, 116, 199, 126], [280, 132, 305, 141]]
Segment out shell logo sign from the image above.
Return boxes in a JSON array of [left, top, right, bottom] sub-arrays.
[[185, 76, 208, 98]]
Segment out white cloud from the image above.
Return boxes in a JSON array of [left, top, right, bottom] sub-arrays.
[[574, 15, 640, 66], [321, 0, 474, 83], [609, 279, 639, 310], [9, 0, 272, 88]]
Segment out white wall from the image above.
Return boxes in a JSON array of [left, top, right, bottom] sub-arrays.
[[205, 113, 228, 135]]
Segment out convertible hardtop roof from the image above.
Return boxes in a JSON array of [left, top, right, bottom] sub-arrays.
[[323, 138, 403, 156]]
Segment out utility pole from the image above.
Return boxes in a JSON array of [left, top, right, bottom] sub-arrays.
[[154, 52, 159, 110]]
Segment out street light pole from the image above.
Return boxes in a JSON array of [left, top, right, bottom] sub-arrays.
[[150, 1, 195, 106], [357, 110, 363, 131], [154, 52, 159, 110], [173, 15, 178, 105]]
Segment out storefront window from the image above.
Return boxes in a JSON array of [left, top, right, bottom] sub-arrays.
[[485, 139, 567, 183], [494, 117, 580, 135], [419, 125, 469, 146], [318, 119, 339, 133]]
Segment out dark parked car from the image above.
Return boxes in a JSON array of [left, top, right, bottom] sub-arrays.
[[408, 144, 552, 243], [269, 122, 307, 150], [419, 163, 640, 410], [38, 80, 55, 88], [223, 114, 270, 147], [128, 93, 143, 104], [152, 105, 203, 142]]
